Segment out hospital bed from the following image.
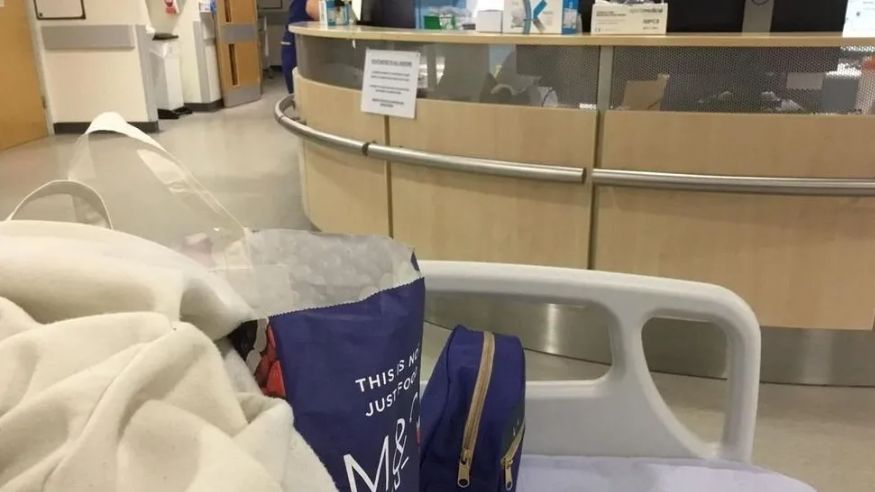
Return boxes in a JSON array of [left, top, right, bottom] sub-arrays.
[[420, 261, 812, 491]]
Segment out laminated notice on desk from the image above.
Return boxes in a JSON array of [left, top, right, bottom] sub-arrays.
[[361, 49, 421, 119], [591, 2, 668, 35]]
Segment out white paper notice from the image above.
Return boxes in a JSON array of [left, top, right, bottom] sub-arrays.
[[361, 49, 421, 119], [845, 0, 875, 37]]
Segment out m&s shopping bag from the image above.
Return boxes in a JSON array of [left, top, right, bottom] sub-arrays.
[[230, 231, 424, 492]]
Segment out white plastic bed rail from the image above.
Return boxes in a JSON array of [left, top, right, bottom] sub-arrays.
[[419, 261, 761, 463]]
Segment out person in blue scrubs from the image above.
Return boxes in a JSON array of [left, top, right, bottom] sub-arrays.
[[281, 0, 320, 92]]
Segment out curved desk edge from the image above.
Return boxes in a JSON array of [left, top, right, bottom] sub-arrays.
[[290, 23, 875, 48]]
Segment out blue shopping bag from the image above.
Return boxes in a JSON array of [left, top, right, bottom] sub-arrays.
[[229, 231, 424, 492]]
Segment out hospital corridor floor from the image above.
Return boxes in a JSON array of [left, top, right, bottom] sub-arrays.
[[0, 77, 872, 492]]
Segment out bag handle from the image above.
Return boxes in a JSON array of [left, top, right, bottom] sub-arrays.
[[69, 112, 252, 272], [72, 112, 246, 236], [6, 179, 113, 228]]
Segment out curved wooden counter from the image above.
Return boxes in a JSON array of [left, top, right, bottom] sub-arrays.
[[293, 72, 595, 267], [290, 26, 875, 332]]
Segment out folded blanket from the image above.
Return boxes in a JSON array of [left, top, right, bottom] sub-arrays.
[[0, 220, 337, 492]]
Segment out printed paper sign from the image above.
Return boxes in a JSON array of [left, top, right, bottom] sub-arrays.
[[361, 49, 421, 119], [845, 0, 875, 37]]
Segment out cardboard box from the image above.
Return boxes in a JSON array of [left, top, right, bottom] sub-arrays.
[[476, 9, 504, 32], [591, 2, 668, 35]]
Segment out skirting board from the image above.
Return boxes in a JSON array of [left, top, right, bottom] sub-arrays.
[[54, 121, 160, 134], [187, 99, 224, 112]]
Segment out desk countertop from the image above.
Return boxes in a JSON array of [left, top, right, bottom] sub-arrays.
[[290, 22, 875, 48]]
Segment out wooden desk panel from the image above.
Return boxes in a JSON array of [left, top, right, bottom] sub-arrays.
[[602, 111, 875, 179], [295, 74, 390, 235], [389, 100, 595, 267], [597, 110, 875, 330], [594, 188, 875, 330]]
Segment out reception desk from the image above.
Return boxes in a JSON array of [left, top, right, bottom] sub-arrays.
[[280, 24, 875, 384]]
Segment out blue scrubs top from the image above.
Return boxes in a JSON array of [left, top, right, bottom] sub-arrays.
[[282, 0, 311, 92]]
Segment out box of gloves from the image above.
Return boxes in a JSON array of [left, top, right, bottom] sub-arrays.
[[591, 0, 668, 34], [503, 0, 579, 34]]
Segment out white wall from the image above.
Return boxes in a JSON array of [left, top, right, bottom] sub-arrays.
[[33, 0, 155, 124], [43, 49, 153, 122], [145, 0, 176, 32], [24, 0, 54, 134], [203, 42, 222, 101]]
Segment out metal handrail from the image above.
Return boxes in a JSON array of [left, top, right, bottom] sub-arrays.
[[274, 93, 366, 154], [277, 95, 875, 195], [274, 94, 586, 183], [592, 169, 875, 197]]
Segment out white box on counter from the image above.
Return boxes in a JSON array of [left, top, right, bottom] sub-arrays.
[[591, 2, 668, 35], [476, 10, 504, 33]]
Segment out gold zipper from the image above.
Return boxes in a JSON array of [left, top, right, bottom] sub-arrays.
[[500, 422, 525, 491], [457, 331, 495, 488]]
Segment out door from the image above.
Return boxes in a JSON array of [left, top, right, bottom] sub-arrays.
[[0, 0, 47, 150], [215, 0, 262, 107]]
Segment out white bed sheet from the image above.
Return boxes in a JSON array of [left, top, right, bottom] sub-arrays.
[[518, 455, 815, 492]]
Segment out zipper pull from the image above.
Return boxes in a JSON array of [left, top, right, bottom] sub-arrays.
[[503, 459, 514, 491], [457, 449, 473, 488]]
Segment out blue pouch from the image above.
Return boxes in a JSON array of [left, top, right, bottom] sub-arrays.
[[229, 231, 424, 492], [420, 326, 526, 492]]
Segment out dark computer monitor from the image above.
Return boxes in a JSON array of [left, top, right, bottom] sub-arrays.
[[771, 0, 849, 32], [666, 0, 746, 32], [359, 0, 415, 28], [578, 0, 594, 31], [580, 0, 850, 33]]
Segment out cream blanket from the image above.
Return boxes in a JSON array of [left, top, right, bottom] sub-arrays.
[[0, 220, 337, 492]]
